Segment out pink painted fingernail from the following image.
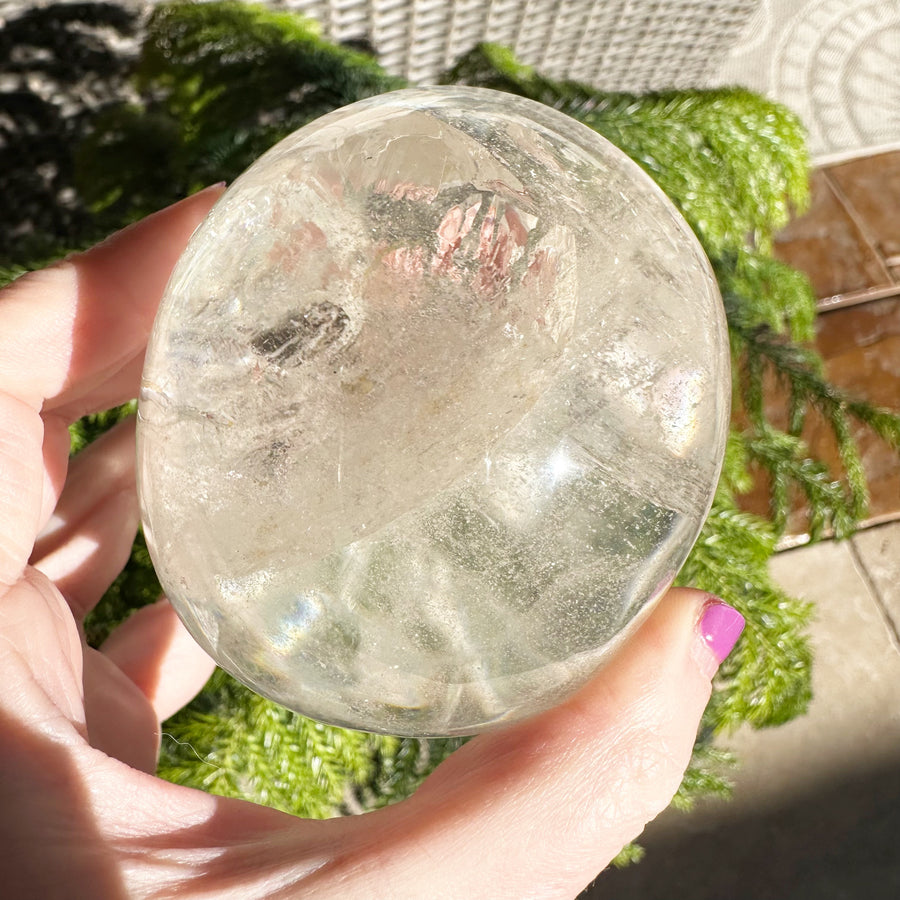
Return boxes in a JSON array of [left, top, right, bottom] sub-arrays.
[[697, 598, 744, 674]]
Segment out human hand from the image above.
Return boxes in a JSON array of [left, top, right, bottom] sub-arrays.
[[0, 188, 744, 899]]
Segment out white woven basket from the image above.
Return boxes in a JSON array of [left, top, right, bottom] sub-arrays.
[[0, 1, 760, 92], [279, 0, 760, 91]]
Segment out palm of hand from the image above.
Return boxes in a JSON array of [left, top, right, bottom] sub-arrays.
[[0, 189, 722, 899]]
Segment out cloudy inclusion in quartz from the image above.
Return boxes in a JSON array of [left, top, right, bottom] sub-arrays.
[[137, 87, 730, 736]]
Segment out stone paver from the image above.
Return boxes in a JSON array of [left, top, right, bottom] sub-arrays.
[[726, 532, 900, 809]]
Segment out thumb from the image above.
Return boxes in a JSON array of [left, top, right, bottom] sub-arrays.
[[356, 588, 743, 899]]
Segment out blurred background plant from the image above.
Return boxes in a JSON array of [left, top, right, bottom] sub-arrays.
[[3, 0, 899, 864]]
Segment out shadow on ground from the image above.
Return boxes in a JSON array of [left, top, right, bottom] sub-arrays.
[[583, 756, 900, 900]]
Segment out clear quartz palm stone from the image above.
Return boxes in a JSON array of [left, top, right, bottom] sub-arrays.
[[137, 86, 730, 737]]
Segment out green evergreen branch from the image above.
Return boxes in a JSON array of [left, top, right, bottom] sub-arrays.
[[728, 306, 900, 534], [611, 842, 646, 868], [674, 742, 736, 811], [444, 44, 810, 258], [352, 736, 467, 811], [0, 265, 29, 289], [744, 426, 858, 540], [677, 493, 813, 729], [844, 398, 900, 450], [158, 668, 385, 818], [76, 1, 402, 224], [719, 429, 755, 497], [715, 250, 817, 345], [729, 308, 885, 441]]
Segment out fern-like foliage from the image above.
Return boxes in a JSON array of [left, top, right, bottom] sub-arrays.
[[678, 491, 814, 729], [348, 735, 466, 812], [444, 43, 809, 258], [157, 668, 384, 819], [726, 292, 900, 538], [75, 0, 401, 228]]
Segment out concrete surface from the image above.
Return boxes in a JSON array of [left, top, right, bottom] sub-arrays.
[[584, 520, 900, 899]]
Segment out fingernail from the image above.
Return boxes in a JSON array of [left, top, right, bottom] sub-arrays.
[[696, 598, 744, 676]]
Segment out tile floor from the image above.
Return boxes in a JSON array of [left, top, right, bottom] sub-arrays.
[[705, 1, 900, 161], [742, 149, 900, 533], [774, 153, 900, 304], [583, 149, 900, 898]]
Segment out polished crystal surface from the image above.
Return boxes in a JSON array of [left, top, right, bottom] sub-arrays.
[[137, 87, 730, 736]]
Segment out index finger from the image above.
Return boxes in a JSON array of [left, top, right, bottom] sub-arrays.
[[0, 185, 223, 420]]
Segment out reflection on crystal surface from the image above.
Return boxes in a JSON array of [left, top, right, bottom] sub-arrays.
[[137, 86, 730, 736]]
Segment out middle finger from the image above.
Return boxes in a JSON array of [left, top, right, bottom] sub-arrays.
[[31, 417, 139, 620]]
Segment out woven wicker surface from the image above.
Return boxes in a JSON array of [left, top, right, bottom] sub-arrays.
[[279, 0, 761, 90], [0, 0, 759, 91], [708, 0, 900, 160]]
